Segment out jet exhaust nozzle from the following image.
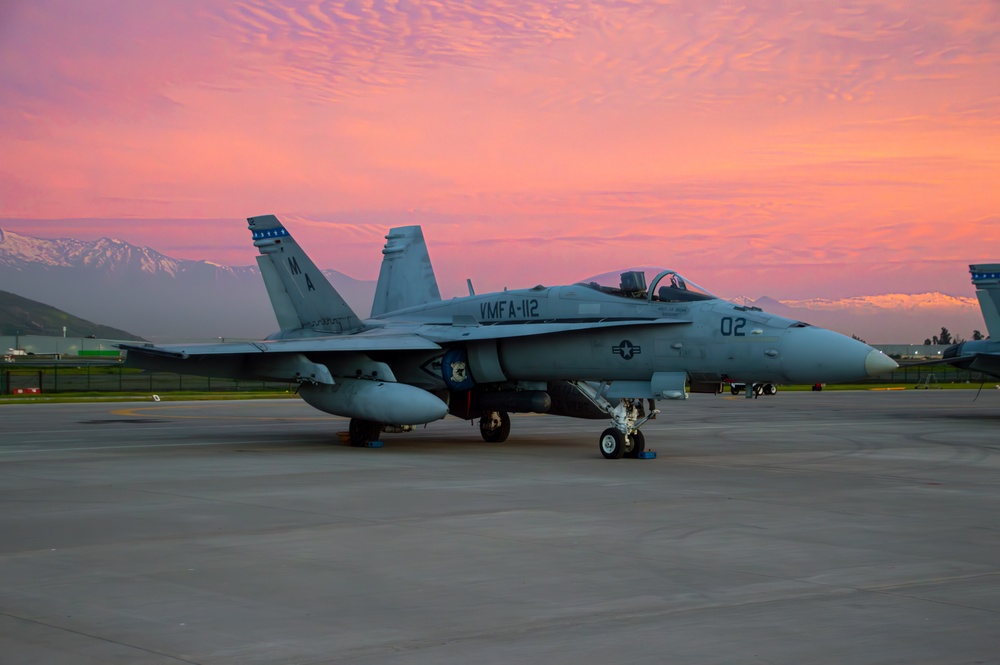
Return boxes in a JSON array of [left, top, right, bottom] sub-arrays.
[[943, 342, 963, 359]]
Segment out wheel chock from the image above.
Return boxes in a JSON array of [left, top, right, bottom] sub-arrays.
[[637, 451, 656, 459], [366, 440, 385, 448]]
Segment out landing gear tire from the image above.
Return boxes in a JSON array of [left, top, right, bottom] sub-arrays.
[[730, 385, 740, 395], [599, 428, 626, 459], [480, 411, 511, 443], [753, 384, 764, 397], [764, 383, 777, 395], [623, 430, 646, 459], [349, 418, 380, 447]]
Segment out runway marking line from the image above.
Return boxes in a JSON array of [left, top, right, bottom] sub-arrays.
[[110, 404, 339, 421]]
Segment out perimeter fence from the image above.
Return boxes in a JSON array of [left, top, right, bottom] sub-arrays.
[[1, 362, 291, 395], [854, 363, 992, 387]]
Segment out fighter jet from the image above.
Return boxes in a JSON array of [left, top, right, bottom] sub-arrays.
[[120, 215, 897, 459], [936, 264, 1000, 378]]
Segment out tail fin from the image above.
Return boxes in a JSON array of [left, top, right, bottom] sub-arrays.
[[248, 215, 364, 334], [971, 264, 1000, 339], [371, 225, 441, 316]]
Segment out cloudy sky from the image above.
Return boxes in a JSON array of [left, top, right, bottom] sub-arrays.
[[2, 0, 998, 300]]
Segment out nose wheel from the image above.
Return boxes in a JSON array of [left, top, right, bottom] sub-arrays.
[[599, 426, 647, 459], [599, 428, 626, 459], [624, 430, 645, 458]]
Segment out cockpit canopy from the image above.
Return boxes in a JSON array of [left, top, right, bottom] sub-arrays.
[[576, 268, 718, 303]]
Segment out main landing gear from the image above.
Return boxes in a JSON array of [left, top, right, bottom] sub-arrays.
[[569, 382, 658, 460], [348, 418, 380, 446], [479, 410, 511, 442], [348, 419, 415, 446]]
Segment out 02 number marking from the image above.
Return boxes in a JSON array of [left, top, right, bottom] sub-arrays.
[[720, 316, 746, 336]]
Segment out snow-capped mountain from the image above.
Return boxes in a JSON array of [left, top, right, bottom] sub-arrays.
[[0, 228, 374, 340], [0, 228, 257, 279], [0, 229, 180, 274]]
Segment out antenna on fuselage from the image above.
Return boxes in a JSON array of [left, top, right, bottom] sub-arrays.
[[467, 279, 476, 296]]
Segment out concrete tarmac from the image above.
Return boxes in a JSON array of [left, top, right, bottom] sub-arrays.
[[1, 390, 999, 664]]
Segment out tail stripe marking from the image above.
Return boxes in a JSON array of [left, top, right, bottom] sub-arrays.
[[251, 228, 290, 240]]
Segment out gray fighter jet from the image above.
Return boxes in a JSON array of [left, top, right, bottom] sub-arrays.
[[121, 215, 897, 458], [937, 264, 1000, 378]]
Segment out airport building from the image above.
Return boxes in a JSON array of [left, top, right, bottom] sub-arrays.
[[2, 334, 126, 360]]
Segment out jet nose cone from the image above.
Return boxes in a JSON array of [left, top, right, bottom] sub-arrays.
[[780, 326, 894, 384], [865, 349, 898, 377]]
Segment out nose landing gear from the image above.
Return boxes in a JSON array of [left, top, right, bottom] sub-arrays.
[[568, 381, 658, 460]]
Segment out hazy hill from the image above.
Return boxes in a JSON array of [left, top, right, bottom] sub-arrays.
[[0, 289, 144, 340]]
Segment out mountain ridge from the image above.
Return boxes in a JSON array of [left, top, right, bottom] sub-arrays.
[[0, 227, 985, 343]]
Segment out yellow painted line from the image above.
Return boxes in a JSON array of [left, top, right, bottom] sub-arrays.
[[110, 404, 339, 421]]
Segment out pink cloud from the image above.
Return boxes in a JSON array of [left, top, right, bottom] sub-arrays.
[[1, 0, 998, 306]]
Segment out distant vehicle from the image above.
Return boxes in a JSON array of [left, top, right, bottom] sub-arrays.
[[728, 382, 778, 396], [5, 348, 27, 362], [121, 215, 897, 458]]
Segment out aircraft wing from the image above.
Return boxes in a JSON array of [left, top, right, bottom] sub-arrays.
[[418, 318, 691, 343], [118, 333, 442, 359], [907, 353, 1000, 379], [961, 353, 1000, 378]]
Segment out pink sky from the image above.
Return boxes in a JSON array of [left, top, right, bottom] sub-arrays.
[[2, 0, 999, 301]]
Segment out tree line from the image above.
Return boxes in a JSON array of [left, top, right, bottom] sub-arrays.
[[923, 327, 985, 345]]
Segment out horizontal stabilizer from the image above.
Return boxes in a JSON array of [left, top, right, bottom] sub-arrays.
[[116, 343, 188, 359]]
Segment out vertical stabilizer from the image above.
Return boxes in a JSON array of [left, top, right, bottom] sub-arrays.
[[970, 264, 1000, 339], [256, 255, 301, 331], [248, 215, 364, 334], [371, 225, 441, 316]]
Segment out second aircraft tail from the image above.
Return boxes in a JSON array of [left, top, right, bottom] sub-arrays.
[[248, 215, 364, 334], [970, 264, 1000, 339]]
